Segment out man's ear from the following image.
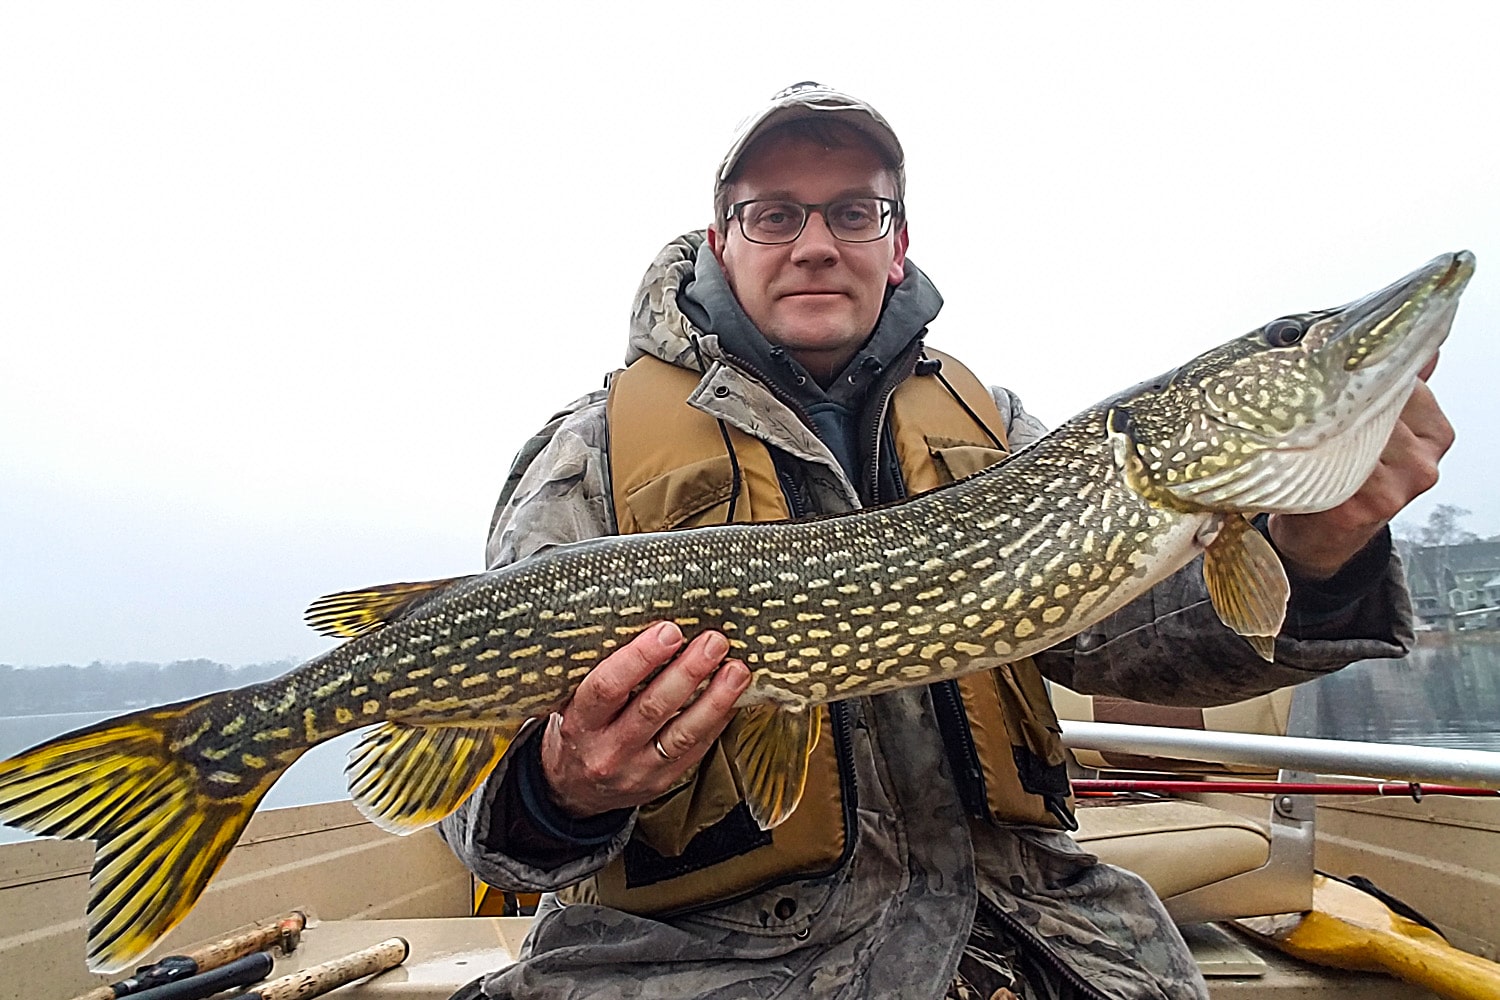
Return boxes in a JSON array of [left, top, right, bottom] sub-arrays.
[[888, 225, 910, 285], [707, 225, 726, 265]]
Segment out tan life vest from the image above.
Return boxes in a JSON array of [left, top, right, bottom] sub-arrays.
[[569, 348, 1074, 917]]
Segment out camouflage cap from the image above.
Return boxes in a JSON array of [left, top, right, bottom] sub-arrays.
[[715, 82, 905, 191]]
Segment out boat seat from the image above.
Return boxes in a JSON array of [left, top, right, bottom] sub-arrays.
[[1052, 683, 1316, 924], [1073, 798, 1271, 900]]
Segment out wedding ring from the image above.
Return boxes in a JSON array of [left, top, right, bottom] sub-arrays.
[[653, 737, 679, 762]]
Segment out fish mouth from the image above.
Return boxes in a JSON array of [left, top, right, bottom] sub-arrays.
[[1152, 252, 1475, 515]]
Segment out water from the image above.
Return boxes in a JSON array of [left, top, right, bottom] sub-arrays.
[[3, 634, 1499, 846]]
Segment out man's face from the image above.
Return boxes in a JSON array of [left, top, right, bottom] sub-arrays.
[[708, 133, 908, 384]]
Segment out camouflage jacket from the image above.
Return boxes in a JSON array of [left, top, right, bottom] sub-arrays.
[[440, 233, 1416, 999]]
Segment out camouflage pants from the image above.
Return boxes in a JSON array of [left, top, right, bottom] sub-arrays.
[[948, 905, 1081, 1000]]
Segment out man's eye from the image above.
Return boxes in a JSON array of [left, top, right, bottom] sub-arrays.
[[749, 204, 799, 228], [833, 201, 878, 227]]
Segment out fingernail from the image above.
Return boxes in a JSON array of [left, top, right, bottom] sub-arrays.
[[655, 621, 682, 648], [726, 662, 751, 689], [705, 632, 729, 659]]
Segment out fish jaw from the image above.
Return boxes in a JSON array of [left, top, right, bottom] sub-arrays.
[[1109, 252, 1474, 516]]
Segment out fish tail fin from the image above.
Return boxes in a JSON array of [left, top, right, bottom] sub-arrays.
[[0, 698, 298, 972]]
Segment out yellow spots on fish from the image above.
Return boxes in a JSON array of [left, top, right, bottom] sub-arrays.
[[954, 641, 985, 657], [1053, 583, 1071, 599], [335, 707, 354, 725], [253, 726, 293, 743], [981, 619, 1007, 638], [570, 649, 600, 662], [919, 642, 946, 660], [219, 716, 246, 738], [963, 614, 981, 628], [1004, 588, 1023, 611], [407, 667, 433, 680], [520, 672, 539, 686], [1042, 606, 1066, 624], [901, 664, 932, 680], [303, 708, 319, 742], [397, 654, 416, 667], [831, 643, 851, 657], [1015, 619, 1036, 639], [909, 624, 934, 636], [389, 687, 420, 701], [510, 644, 543, 659], [363, 700, 381, 715]]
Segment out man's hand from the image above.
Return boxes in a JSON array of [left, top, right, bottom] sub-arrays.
[[540, 621, 751, 819], [1268, 354, 1454, 580]]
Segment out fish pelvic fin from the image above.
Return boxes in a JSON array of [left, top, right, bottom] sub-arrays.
[[304, 575, 478, 639], [1203, 514, 1289, 662], [727, 704, 822, 830], [346, 721, 519, 834], [0, 698, 299, 973]]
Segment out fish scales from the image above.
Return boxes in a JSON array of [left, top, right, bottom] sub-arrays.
[[213, 408, 1164, 772], [0, 251, 1475, 973]]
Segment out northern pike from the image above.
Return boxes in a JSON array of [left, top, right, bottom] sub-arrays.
[[0, 251, 1474, 972]]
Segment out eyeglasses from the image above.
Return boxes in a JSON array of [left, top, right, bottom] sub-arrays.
[[727, 197, 902, 245]]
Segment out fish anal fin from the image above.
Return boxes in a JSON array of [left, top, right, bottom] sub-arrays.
[[346, 721, 518, 835], [727, 704, 822, 831], [304, 576, 476, 639], [0, 699, 297, 973], [1203, 514, 1289, 662]]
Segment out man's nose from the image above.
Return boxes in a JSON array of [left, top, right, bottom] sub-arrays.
[[790, 209, 839, 263]]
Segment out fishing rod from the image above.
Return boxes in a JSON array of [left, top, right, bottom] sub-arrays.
[[1074, 779, 1500, 799]]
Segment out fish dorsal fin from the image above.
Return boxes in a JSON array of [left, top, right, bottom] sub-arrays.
[[304, 576, 474, 638], [1202, 514, 1289, 662], [727, 704, 822, 830], [346, 720, 519, 834]]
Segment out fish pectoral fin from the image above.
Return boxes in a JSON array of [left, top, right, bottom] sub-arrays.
[[0, 698, 295, 973], [304, 576, 478, 639], [347, 720, 519, 835], [1203, 514, 1289, 662], [727, 704, 822, 831]]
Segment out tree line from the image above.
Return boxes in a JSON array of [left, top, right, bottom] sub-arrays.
[[0, 659, 298, 717]]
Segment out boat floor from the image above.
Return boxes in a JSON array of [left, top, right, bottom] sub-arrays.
[[274, 916, 1442, 998]]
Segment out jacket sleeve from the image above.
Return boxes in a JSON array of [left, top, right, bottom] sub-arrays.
[[439, 390, 641, 893], [989, 387, 1417, 707]]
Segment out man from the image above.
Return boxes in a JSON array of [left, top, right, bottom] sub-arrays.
[[442, 83, 1450, 998]]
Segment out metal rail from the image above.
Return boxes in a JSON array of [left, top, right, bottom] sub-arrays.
[[1060, 721, 1500, 790]]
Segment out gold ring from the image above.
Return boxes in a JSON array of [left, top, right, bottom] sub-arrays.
[[653, 737, 679, 762]]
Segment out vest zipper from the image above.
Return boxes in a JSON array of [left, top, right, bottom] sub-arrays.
[[932, 680, 988, 817], [859, 342, 923, 503], [977, 894, 1112, 1000]]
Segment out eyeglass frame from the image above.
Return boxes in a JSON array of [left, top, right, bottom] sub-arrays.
[[725, 196, 904, 245]]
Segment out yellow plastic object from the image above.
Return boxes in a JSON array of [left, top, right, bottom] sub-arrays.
[[1239, 874, 1500, 1000]]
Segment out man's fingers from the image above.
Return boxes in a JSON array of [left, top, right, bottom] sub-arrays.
[[621, 630, 732, 741], [564, 621, 684, 730], [653, 660, 751, 761], [1417, 350, 1439, 382]]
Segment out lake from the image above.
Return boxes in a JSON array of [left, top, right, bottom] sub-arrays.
[[3, 633, 1499, 845]]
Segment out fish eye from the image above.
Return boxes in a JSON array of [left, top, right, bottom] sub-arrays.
[[1263, 318, 1305, 347]]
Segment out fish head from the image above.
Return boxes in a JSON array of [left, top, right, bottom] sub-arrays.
[[1107, 251, 1474, 514]]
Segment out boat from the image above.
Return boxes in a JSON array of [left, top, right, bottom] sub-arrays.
[[4, 670, 1498, 1000]]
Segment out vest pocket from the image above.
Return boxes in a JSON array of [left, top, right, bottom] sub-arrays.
[[621, 455, 737, 532]]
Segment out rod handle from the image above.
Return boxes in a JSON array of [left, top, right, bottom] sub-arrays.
[[241, 937, 410, 1000]]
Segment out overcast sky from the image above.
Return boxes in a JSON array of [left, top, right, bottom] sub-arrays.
[[1, 2, 1497, 668]]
